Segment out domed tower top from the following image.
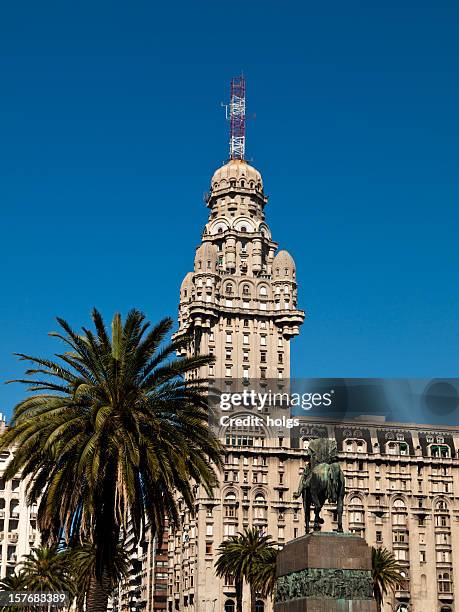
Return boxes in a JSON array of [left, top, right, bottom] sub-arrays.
[[210, 159, 263, 194], [194, 242, 218, 273], [273, 249, 296, 279]]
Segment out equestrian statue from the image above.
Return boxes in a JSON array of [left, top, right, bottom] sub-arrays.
[[293, 434, 345, 533]]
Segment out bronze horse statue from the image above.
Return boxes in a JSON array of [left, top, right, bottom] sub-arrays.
[[294, 437, 345, 533]]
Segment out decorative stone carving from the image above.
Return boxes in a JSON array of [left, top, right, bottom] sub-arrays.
[[275, 568, 373, 602]]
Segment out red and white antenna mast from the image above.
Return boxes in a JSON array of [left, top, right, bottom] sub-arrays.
[[228, 75, 246, 160]]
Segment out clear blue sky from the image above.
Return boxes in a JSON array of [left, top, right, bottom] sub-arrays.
[[1, 1, 458, 418]]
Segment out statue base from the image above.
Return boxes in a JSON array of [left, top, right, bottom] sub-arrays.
[[274, 532, 377, 612]]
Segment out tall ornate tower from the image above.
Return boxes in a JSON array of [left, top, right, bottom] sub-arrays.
[[169, 77, 305, 612], [174, 75, 304, 380]]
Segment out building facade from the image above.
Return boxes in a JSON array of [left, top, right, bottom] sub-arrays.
[[0, 415, 41, 579], [167, 155, 458, 612], [111, 526, 169, 612]]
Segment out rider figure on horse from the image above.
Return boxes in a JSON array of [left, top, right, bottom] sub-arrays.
[[293, 435, 345, 532], [294, 437, 339, 498]]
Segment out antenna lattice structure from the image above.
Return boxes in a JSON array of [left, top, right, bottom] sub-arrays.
[[229, 75, 246, 160]]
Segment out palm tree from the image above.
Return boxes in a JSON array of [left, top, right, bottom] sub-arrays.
[[215, 527, 278, 612], [0, 571, 27, 612], [250, 546, 278, 600], [68, 542, 129, 611], [372, 546, 405, 612], [0, 309, 222, 612], [0, 571, 26, 589], [18, 544, 74, 593]]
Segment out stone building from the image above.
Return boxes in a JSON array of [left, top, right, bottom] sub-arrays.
[[111, 525, 169, 612], [0, 414, 41, 579], [168, 153, 458, 612]]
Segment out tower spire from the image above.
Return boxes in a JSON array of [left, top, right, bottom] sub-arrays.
[[229, 75, 246, 160]]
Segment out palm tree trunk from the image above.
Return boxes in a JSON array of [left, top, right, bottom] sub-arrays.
[[86, 572, 110, 612], [250, 586, 256, 612], [235, 576, 243, 612]]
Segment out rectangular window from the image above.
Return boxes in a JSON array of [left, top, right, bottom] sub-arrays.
[[243, 334, 249, 345], [206, 524, 213, 537], [226, 333, 232, 343], [205, 542, 212, 555], [260, 335, 267, 346], [224, 524, 236, 536]]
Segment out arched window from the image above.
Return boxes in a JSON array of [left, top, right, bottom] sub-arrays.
[[396, 570, 408, 591], [241, 226, 247, 232], [438, 572, 452, 593], [387, 441, 409, 455], [241, 180, 245, 187], [344, 438, 366, 453], [224, 491, 237, 502], [430, 444, 450, 458], [259, 286, 268, 296], [254, 493, 266, 519], [420, 574, 427, 596], [436, 500, 448, 510], [348, 497, 364, 523], [242, 284, 250, 295], [225, 600, 235, 612], [392, 499, 407, 526], [255, 602, 265, 612], [225, 284, 234, 295]]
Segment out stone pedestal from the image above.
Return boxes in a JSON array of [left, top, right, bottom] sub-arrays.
[[274, 532, 377, 612]]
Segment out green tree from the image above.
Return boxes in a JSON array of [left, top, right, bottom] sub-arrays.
[[372, 546, 405, 612], [250, 546, 278, 600], [0, 571, 27, 612], [215, 527, 278, 612], [1, 309, 222, 612], [68, 542, 129, 612], [17, 545, 74, 593], [0, 571, 26, 589]]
